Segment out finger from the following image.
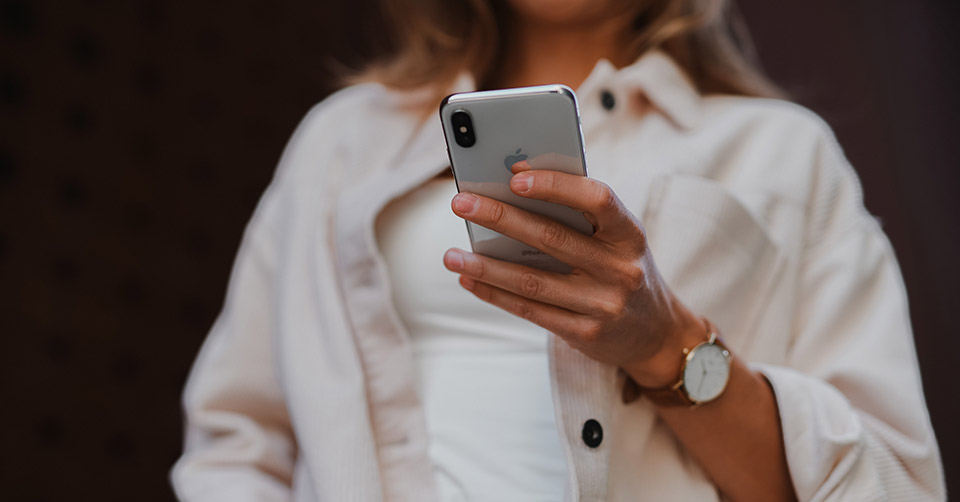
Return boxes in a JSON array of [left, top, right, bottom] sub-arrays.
[[451, 192, 607, 272], [511, 153, 581, 174], [511, 161, 600, 231], [458, 274, 595, 341], [509, 170, 642, 243], [511, 159, 532, 173], [444, 248, 599, 314]]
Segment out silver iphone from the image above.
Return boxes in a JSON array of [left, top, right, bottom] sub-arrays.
[[439, 85, 593, 273]]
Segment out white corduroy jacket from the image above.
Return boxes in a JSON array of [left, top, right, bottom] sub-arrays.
[[171, 52, 945, 501]]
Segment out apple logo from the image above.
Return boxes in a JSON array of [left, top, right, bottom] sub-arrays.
[[503, 148, 528, 172]]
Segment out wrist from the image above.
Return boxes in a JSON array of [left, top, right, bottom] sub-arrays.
[[624, 312, 706, 388]]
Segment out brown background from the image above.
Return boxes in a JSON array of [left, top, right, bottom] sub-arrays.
[[1, 1, 957, 500]]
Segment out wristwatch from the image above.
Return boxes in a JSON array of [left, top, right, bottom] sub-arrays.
[[624, 319, 733, 407]]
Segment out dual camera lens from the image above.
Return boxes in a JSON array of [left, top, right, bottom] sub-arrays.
[[451, 110, 476, 148]]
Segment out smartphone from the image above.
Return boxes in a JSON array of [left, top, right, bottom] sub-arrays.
[[439, 85, 593, 273]]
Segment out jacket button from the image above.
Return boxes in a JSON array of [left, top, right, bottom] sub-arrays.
[[581, 419, 603, 448], [600, 90, 616, 111]]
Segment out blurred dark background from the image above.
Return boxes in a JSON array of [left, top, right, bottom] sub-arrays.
[[1, 1, 957, 500]]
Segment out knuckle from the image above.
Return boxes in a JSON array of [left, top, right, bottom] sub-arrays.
[[580, 320, 604, 342], [628, 222, 649, 251], [516, 300, 535, 321], [468, 255, 486, 279], [634, 230, 648, 251], [519, 272, 542, 298], [593, 182, 619, 213], [488, 201, 506, 225], [596, 296, 627, 318], [540, 221, 568, 249], [619, 262, 646, 290], [544, 172, 560, 193]]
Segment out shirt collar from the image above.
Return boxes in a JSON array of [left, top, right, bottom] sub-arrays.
[[579, 50, 702, 129], [448, 50, 702, 130]]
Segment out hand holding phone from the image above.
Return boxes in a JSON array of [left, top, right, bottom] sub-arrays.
[[439, 86, 711, 403], [439, 85, 592, 273]]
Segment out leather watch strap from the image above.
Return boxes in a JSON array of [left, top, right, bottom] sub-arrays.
[[641, 379, 696, 407], [621, 318, 728, 407]]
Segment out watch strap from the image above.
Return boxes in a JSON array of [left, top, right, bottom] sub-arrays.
[[621, 318, 728, 407], [641, 379, 695, 407]]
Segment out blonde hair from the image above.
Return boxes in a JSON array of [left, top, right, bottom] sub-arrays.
[[349, 0, 782, 106]]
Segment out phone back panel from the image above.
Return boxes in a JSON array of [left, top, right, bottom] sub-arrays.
[[440, 85, 592, 273]]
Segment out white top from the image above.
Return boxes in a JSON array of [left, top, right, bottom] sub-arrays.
[[375, 177, 568, 501], [173, 50, 945, 502]]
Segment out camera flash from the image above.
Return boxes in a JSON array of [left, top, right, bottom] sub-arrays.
[[459, 126, 467, 133]]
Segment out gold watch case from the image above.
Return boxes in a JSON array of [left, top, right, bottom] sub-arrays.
[[675, 331, 733, 405]]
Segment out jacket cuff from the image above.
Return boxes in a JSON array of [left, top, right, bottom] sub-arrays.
[[751, 363, 884, 502]]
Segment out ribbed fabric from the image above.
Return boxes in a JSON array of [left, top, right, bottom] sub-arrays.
[[549, 335, 619, 502]]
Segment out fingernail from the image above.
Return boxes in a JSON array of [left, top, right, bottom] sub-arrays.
[[460, 276, 475, 290], [444, 249, 464, 271], [511, 172, 533, 193], [453, 193, 478, 214]]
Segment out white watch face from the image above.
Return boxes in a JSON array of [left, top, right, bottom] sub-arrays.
[[682, 343, 730, 403]]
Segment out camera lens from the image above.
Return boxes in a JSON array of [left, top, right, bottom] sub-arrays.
[[451, 110, 476, 147]]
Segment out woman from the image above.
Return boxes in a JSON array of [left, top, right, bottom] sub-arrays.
[[172, 0, 945, 500]]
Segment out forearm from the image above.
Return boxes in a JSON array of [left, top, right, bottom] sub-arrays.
[[653, 357, 796, 502]]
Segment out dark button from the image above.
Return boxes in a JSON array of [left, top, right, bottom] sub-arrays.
[[581, 419, 603, 448], [600, 90, 616, 111]]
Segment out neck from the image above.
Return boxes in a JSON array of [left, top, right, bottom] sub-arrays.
[[488, 15, 633, 90]]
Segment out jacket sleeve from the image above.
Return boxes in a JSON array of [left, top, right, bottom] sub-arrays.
[[170, 174, 297, 501], [753, 122, 945, 501], [168, 96, 348, 501]]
